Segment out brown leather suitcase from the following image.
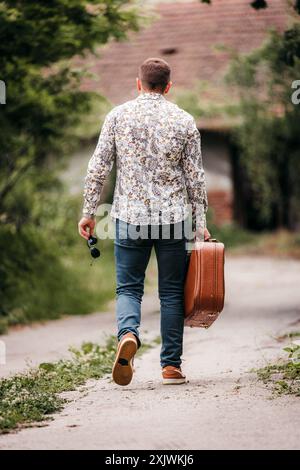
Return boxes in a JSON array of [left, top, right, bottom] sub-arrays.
[[184, 239, 225, 328]]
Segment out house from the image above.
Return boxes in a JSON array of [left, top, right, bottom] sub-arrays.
[[81, 0, 289, 226]]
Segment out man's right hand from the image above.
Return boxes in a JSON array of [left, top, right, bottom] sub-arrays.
[[78, 216, 95, 240], [195, 227, 211, 241]]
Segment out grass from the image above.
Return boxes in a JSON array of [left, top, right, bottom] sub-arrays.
[[0, 335, 156, 434], [224, 228, 300, 258], [206, 202, 300, 257], [275, 331, 300, 342], [210, 221, 257, 249], [255, 342, 300, 397], [0, 338, 115, 433], [0, 236, 116, 335], [62, 237, 116, 314]]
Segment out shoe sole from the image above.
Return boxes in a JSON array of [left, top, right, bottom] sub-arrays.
[[162, 378, 186, 385], [112, 338, 137, 386]]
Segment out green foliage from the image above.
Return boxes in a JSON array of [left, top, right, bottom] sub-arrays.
[[0, 195, 116, 332], [222, 228, 300, 258], [0, 335, 156, 433], [0, 1, 140, 328], [255, 341, 300, 396], [276, 331, 300, 342], [283, 343, 300, 364], [0, 338, 117, 433], [0, 0, 139, 67], [210, 223, 257, 248], [226, 25, 300, 230], [195, 3, 300, 230], [174, 81, 239, 128], [206, 209, 257, 248]]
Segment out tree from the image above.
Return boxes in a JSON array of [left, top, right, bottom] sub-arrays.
[[226, 25, 300, 230], [0, 0, 139, 223], [198, 0, 300, 230], [0, 1, 140, 328]]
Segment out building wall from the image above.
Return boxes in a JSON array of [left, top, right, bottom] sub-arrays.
[[201, 131, 233, 225]]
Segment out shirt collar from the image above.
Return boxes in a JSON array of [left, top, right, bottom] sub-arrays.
[[137, 92, 166, 101]]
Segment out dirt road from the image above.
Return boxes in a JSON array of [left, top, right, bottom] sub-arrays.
[[0, 256, 300, 450]]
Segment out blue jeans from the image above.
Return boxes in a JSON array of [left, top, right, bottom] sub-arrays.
[[114, 219, 187, 368]]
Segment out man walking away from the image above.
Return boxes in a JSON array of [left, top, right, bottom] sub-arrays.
[[78, 58, 210, 386]]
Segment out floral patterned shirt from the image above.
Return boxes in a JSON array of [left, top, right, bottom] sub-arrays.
[[83, 92, 208, 229]]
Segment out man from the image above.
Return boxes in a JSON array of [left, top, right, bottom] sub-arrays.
[[78, 58, 210, 386]]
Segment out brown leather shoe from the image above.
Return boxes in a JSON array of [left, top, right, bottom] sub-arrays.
[[112, 333, 138, 386], [162, 365, 186, 385]]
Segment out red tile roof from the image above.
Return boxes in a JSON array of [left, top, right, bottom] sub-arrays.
[[82, 0, 289, 128]]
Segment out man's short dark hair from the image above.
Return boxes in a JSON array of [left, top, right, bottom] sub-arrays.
[[139, 58, 171, 93]]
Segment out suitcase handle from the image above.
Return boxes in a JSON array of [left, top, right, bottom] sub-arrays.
[[192, 237, 221, 251]]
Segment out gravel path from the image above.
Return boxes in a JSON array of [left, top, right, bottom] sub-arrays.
[[0, 256, 300, 450]]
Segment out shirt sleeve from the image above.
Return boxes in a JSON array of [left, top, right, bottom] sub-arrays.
[[82, 110, 116, 218], [182, 117, 208, 232]]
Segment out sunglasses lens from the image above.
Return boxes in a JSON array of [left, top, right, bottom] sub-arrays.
[[91, 247, 100, 259], [88, 236, 97, 247]]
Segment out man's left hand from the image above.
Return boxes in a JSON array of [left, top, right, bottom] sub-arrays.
[[204, 228, 211, 241]]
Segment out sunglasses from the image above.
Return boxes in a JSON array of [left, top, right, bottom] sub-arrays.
[[87, 235, 100, 259]]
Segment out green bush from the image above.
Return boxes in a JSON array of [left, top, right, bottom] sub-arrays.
[[0, 194, 116, 333], [206, 209, 257, 248], [0, 1, 140, 332]]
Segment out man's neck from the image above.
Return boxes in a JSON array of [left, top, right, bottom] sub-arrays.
[[141, 89, 163, 95]]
